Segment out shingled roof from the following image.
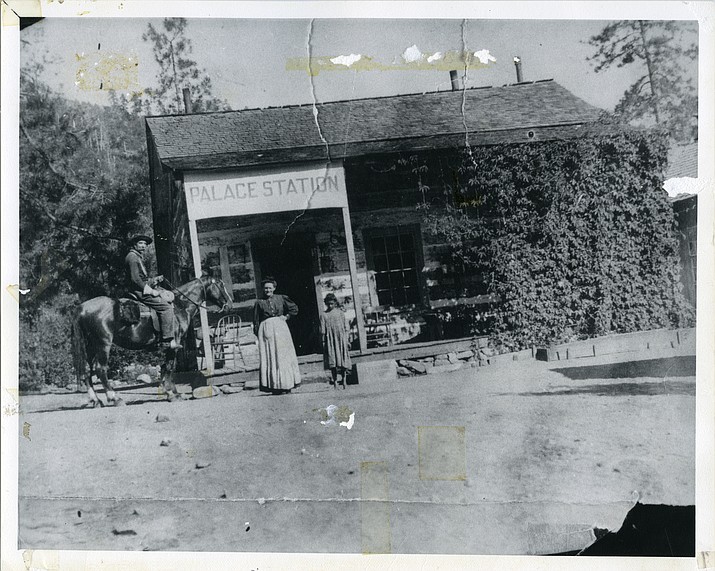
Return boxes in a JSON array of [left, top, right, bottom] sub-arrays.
[[146, 79, 604, 171], [665, 142, 698, 180]]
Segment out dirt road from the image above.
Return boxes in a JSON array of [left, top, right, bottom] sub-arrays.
[[17, 351, 695, 554]]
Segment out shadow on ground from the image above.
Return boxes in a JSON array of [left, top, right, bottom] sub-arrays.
[[520, 379, 695, 397], [27, 397, 175, 414], [553, 356, 695, 381]]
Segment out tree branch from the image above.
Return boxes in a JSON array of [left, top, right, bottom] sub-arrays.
[[20, 188, 123, 243], [19, 120, 99, 193]]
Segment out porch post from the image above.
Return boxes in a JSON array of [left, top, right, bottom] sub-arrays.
[[188, 218, 214, 373], [342, 206, 367, 351]]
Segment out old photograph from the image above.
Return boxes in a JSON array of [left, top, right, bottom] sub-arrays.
[[2, 2, 713, 568]]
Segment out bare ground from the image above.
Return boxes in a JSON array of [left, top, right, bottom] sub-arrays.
[[16, 349, 695, 554]]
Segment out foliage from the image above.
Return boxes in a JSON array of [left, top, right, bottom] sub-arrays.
[[20, 65, 152, 304], [20, 53, 157, 389], [19, 293, 165, 392], [19, 18, 227, 390], [109, 348, 164, 384], [19, 293, 78, 391], [423, 127, 694, 350], [587, 21, 698, 143], [18, 72, 158, 387], [116, 18, 230, 115]]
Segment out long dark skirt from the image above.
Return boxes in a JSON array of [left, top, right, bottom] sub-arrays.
[[258, 317, 301, 392]]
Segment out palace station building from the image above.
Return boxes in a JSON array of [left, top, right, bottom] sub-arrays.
[[144, 78, 603, 374]]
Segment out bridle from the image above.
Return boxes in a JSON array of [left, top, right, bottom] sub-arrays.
[[163, 277, 231, 312]]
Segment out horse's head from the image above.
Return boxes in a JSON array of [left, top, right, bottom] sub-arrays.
[[202, 276, 233, 313]]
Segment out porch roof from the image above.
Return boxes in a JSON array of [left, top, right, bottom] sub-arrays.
[[665, 142, 698, 179], [145, 79, 604, 171]]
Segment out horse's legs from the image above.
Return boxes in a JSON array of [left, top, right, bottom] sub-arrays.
[[85, 358, 101, 408], [95, 347, 125, 406], [161, 351, 183, 402], [81, 346, 105, 408]]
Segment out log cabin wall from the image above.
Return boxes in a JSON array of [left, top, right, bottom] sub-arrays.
[[346, 152, 489, 305], [146, 132, 176, 281], [191, 150, 489, 348]]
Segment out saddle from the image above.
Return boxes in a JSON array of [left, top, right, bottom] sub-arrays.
[[118, 298, 161, 333]]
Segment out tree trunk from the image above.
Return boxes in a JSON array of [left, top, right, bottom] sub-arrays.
[[638, 21, 661, 125], [169, 41, 181, 113]]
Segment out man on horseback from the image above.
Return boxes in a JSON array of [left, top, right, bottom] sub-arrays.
[[125, 234, 182, 350], [74, 252, 232, 407]]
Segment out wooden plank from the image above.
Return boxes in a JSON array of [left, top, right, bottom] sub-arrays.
[[204, 336, 487, 384], [355, 338, 476, 363], [430, 294, 500, 309], [343, 205, 367, 351], [189, 218, 215, 374], [218, 246, 234, 300], [310, 240, 325, 337], [535, 328, 695, 362]]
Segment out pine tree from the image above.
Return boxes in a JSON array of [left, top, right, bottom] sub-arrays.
[[121, 18, 230, 115], [587, 20, 698, 143]]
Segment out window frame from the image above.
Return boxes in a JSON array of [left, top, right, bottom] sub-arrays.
[[363, 224, 427, 309]]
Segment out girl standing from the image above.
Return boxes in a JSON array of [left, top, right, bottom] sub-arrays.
[[320, 293, 352, 389]]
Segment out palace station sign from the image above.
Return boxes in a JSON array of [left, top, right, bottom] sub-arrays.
[[184, 162, 348, 221]]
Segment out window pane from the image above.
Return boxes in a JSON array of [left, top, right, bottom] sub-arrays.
[[385, 235, 400, 252], [401, 250, 416, 269], [371, 236, 386, 254], [377, 289, 392, 306], [227, 244, 247, 264], [387, 253, 402, 269], [404, 270, 418, 288], [400, 233, 414, 249], [391, 270, 405, 290], [374, 253, 389, 272], [375, 272, 390, 291]]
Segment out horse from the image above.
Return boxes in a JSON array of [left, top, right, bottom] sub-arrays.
[[71, 275, 233, 407]]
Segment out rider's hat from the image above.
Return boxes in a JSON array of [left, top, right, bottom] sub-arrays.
[[129, 234, 153, 246]]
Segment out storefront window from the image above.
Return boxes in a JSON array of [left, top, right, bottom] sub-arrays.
[[366, 227, 422, 307]]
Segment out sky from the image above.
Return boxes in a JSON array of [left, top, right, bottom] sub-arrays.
[[20, 17, 699, 114]]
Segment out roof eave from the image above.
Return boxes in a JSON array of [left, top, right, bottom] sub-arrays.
[[156, 121, 609, 173]]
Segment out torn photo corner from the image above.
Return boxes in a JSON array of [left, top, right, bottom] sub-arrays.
[[2, 2, 714, 570]]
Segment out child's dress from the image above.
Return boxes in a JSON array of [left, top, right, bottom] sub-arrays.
[[320, 307, 352, 370]]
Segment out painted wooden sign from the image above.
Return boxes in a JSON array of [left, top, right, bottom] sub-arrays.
[[184, 162, 347, 221]]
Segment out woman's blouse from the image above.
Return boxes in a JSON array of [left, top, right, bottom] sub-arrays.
[[253, 294, 299, 333]]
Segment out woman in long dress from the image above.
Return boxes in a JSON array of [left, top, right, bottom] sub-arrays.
[[252, 277, 301, 394]]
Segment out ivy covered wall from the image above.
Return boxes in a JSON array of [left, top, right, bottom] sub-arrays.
[[423, 128, 695, 350]]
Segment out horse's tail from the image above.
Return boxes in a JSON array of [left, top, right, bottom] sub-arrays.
[[71, 306, 87, 391]]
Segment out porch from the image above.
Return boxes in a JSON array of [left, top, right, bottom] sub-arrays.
[[196, 333, 488, 388]]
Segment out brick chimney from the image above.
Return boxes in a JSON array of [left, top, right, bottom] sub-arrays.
[[449, 70, 461, 91], [513, 57, 523, 83], [182, 87, 193, 114]]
